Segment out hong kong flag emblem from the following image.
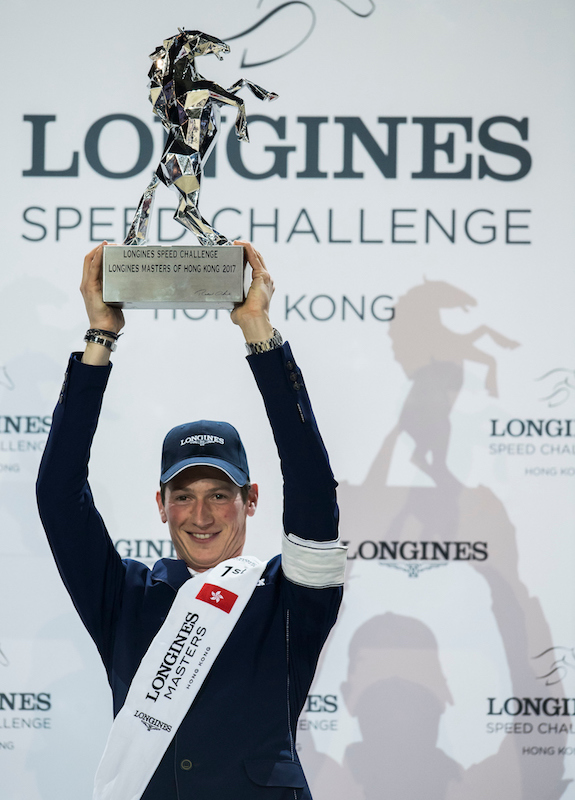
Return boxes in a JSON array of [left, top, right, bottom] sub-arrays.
[[196, 583, 238, 613]]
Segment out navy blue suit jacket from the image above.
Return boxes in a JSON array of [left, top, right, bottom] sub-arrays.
[[37, 343, 343, 800]]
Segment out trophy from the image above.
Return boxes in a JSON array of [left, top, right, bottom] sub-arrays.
[[103, 29, 277, 309]]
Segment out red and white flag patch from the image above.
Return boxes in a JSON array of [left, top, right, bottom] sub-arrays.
[[195, 583, 238, 614]]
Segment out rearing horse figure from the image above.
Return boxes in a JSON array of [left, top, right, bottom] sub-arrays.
[[125, 29, 278, 247]]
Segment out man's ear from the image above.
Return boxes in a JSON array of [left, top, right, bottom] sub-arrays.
[[246, 483, 259, 517], [156, 490, 167, 523]]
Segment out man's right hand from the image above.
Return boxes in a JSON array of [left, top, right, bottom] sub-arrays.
[[80, 243, 124, 365], [80, 242, 125, 333]]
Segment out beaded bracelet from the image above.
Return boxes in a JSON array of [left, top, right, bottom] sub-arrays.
[[86, 328, 121, 341]]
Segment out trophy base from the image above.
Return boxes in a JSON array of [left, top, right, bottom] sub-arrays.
[[102, 244, 246, 309]]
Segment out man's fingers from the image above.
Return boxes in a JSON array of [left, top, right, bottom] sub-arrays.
[[83, 244, 100, 264], [80, 242, 107, 293], [81, 244, 102, 283], [235, 241, 268, 276]]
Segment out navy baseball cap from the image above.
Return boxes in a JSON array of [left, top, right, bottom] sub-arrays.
[[160, 420, 250, 487]]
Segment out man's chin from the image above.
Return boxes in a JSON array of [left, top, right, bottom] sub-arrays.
[[182, 547, 222, 573]]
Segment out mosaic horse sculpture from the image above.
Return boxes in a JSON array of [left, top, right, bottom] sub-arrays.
[[125, 29, 278, 247]]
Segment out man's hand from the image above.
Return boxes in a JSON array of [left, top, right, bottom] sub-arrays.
[[80, 242, 125, 333], [80, 243, 124, 365], [230, 242, 275, 343]]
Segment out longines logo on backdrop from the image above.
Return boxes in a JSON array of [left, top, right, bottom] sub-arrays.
[[490, 419, 575, 438], [0, 693, 52, 739], [21, 203, 532, 247], [533, 647, 575, 686], [21, 114, 531, 182], [0, 415, 51, 471], [0, 416, 51, 435], [487, 364, 575, 474], [486, 696, 575, 738], [537, 368, 575, 408], [488, 417, 575, 468], [342, 539, 488, 578], [380, 561, 449, 579], [20, 113, 532, 245], [0, 693, 51, 712], [298, 693, 339, 733], [487, 697, 575, 717], [114, 537, 491, 581], [114, 539, 176, 560], [224, 0, 376, 68]]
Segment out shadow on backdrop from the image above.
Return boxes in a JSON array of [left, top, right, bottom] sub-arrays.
[[300, 280, 569, 799]]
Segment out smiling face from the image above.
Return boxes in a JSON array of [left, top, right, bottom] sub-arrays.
[[156, 466, 258, 572]]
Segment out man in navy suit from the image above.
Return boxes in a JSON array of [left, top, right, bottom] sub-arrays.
[[37, 242, 346, 800]]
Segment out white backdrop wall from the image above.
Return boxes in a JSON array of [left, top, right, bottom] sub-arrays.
[[1, 1, 575, 798]]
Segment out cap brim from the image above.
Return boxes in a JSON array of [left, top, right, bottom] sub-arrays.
[[160, 456, 248, 487]]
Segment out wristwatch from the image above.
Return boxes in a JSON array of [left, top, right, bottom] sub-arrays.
[[245, 328, 283, 355]]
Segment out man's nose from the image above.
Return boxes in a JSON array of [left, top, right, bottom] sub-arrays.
[[191, 500, 214, 529]]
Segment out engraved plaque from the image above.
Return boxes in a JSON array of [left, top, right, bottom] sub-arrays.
[[103, 245, 245, 309]]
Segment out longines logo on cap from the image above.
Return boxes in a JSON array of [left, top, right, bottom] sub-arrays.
[[180, 435, 224, 447]]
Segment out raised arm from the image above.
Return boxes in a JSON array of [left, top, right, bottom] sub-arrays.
[[36, 243, 127, 666], [232, 243, 340, 547], [80, 242, 125, 365]]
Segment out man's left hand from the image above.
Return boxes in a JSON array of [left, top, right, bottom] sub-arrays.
[[231, 242, 275, 343]]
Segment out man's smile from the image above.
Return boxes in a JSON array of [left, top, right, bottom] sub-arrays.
[[157, 466, 258, 571]]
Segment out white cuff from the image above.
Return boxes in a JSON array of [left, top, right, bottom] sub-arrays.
[[281, 533, 347, 588]]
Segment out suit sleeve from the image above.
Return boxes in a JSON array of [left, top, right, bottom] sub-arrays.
[[36, 354, 125, 668], [247, 342, 347, 588]]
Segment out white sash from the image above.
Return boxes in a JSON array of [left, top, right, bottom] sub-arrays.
[[93, 554, 267, 800]]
